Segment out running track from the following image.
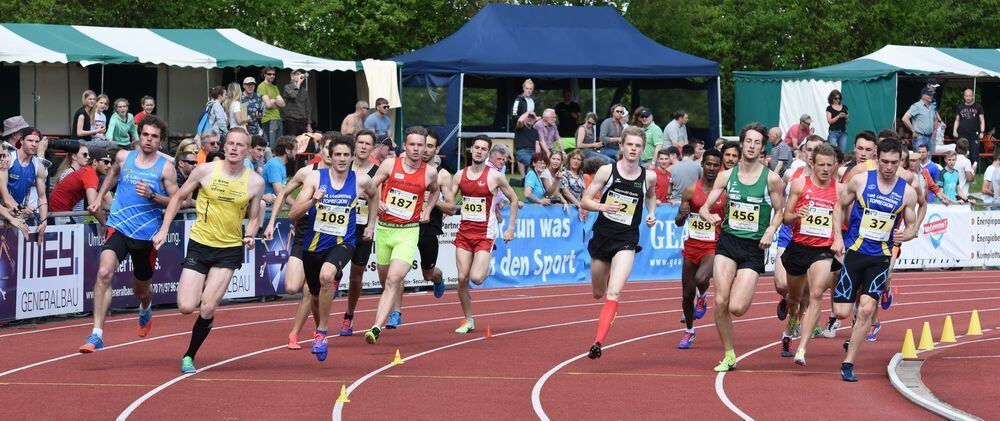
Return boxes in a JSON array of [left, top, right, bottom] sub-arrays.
[[1, 271, 997, 420]]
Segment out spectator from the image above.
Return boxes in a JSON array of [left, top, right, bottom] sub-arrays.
[[560, 150, 587, 220], [50, 147, 113, 224], [720, 141, 741, 170], [668, 144, 702, 203], [826, 89, 849, 151], [258, 67, 285, 147], [576, 112, 611, 165], [54, 142, 88, 186], [791, 135, 823, 174], [133, 95, 155, 127], [768, 126, 793, 177], [225, 82, 248, 130], [653, 148, 672, 205], [174, 138, 198, 160], [665, 146, 681, 169], [937, 151, 966, 202], [599, 103, 627, 162], [175, 148, 197, 188], [714, 137, 726, 151], [0, 147, 28, 235], [195, 129, 221, 164], [534, 109, 561, 156], [902, 87, 937, 152], [206, 85, 228, 136], [663, 110, 689, 148], [917, 144, 941, 187], [581, 156, 604, 201], [983, 154, 1000, 204], [240, 77, 264, 136], [784, 114, 813, 148], [341, 101, 369, 135], [0, 127, 49, 232], [369, 133, 393, 165], [523, 152, 553, 205], [555, 88, 581, 137], [635, 107, 663, 166], [364, 98, 393, 140], [106, 98, 139, 148], [992, 155, 1000, 205], [512, 78, 536, 119], [282, 69, 311, 136], [262, 135, 296, 209], [247, 135, 268, 174], [487, 143, 512, 215], [954, 89, 985, 165], [91, 94, 110, 144], [513, 110, 540, 181], [691, 138, 705, 161], [546, 151, 567, 207], [72, 90, 102, 142], [954, 138, 975, 198]]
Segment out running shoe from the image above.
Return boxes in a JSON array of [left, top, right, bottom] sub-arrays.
[[866, 322, 881, 342], [137, 306, 153, 337], [789, 316, 800, 339], [821, 318, 840, 339], [678, 332, 696, 349], [694, 294, 708, 320], [679, 315, 686, 324], [794, 349, 806, 366], [780, 336, 793, 357], [386, 311, 402, 329], [811, 326, 823, 338], [288, 333, 302, 350], [843, 340, 850, 352], [433, 281, 446, 299], [714, 352, 737, 372], [841, 362, 858, 382], [338, 317, 354, 336], [777, 297, 788, 320], [454, 319, 476, 334], [78, 334, 105, 353], [181, 356, 197, 373], [311, 332, 328, 362], [364, 326, 381, 344], [588, 342, 602, 359], [880, 289, 893, 310]]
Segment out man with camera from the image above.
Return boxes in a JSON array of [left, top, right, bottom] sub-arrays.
[[282, 69, 311, 137]]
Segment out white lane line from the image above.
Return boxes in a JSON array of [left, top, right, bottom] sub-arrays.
[[941, 355, 1000, 359]]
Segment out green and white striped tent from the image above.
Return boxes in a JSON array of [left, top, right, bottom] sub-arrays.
[[734, 45, 1000, 150]]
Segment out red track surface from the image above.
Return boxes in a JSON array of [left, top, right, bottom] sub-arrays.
[[920, 329, 1000, 419], [1, 270, 998, 420]]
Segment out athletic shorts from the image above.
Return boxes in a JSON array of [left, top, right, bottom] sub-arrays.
[[351, 227, 374, 267], [588, 233, 641, 263], [375, 223, 419, 266], [290, 235, 304, 260], [455, 230, 495, 254], [183, 240, 245, 275], [102, 228, 157, 281], [681, 239, 716, 266], [715, 231, 766, 274], [302, 243, 355, 296], [833, 250, 890, 304], [776, 224, 792, 249], [780, 240, 841, 276], [418, 227, 441, 270]]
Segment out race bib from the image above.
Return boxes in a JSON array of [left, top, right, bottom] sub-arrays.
[[687, 214, 716, 242], [603, 190, 638, 225], [462, 196, 487, 222], [728, 202, 760, 232], [801, 205, 833, 238], [356, 198, 369, 225], [859, 208, 895, 242], [386, 188, 418, 220], [314, 203, 349, 236]]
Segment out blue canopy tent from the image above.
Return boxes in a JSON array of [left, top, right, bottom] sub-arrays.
[[390, 4, 720, 171]]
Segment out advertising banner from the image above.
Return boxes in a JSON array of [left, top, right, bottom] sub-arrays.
[[486, 205, 589, 287], [16, 225, 84, 319], [0, 228, 17, 321]]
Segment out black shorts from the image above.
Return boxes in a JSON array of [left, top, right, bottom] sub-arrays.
[[351, 229, 374, 267], [418, 227, 441, 270], [587, 233, 641, 263], [102, 228, 156, 281], [833, 250, 890, 304], [302, 243, 355, 296], [780, 240, 841, 276], [715, 231, 766, 274], [183, 240, 245, 275]]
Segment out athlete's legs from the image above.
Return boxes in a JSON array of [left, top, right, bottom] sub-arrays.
[[346, 263, 365, 315], [713, 255, 738, 352], [728, 269, 760, 317], [681, 259, 698, 330], [773, 247, 788, 297], [132, 277, 152, 309], [91, 250, 120, 330], [197, 268, 237, 319], [785, 272, 808, 334], [694, 254, 714, 295], [604, 251, 635, 301], [289, 285, 314, 337], [181, 267, 236, 362], [844, 294, 878, 364], [316, 262, 339, 332], [796, 259, 833, 354], [455, 248, 475, 320], [590, 259, 611, 299], [372, 259, 412, 328], [177, 268, 208, 315], [284, 256, 305, 294]]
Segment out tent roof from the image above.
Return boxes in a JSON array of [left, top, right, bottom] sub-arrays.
[[0, 23, 367, 71], [390, 4, 718, 78], [734, 45, 1000, 82]]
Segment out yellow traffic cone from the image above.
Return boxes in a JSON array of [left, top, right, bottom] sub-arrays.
[[967, 310, 983, 336], [901, 329, 918, 360], [940, 315, 957, 343], [391, 349, 405, 365], [336, 385, 351, 403], [918, 321, 935, 350]]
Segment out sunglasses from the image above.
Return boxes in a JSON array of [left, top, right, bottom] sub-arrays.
[[181, 159, 197, 165], [98, 159, 112, 165], [80, 152, 90, 158], [587, 121, 596, 125], [266, 72, 276, 76], [380, 105, 389, 110], [206, 141, 218, 145], [834, 97, 842, 100], [614, 110, 624, 114]]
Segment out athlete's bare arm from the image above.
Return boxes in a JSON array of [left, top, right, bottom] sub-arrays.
[[288, 171, 320, 222], [840, 172, 864, 226], [90, 149, 128, 214], [152, 162, 215, 249], [643, 170, 657, 227], [699, 168, 731, 225], [264, 164, 313, 240], [674, 182, 697, 227], [150, 165, 179, 207], [368, 158, 394, 214], [760, 171, 786, 249], [831, 182, 846, 255], [782, 177, 805, 226], [357, 173, 376, 241], [493, 170, 519, 241], [244, 172, 265, 248], [580, 164, 613, 212], [436, 169, 456, 216], [896, 185, 919, 243], [421, 164, 440, 223]]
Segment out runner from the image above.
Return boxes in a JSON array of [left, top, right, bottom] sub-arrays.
[[363, 126, 440, 344], [699, 122, 785, 372], [336, 129, 380, 336], [287, 134, 374, 361], [152, 128, 265, 373], [782, 143, 845, 365], [834, 137, 917, 381], [80, 116, 179, 353], [452, 135, 519, 333], [673, 148, 724, 348], [581, 127, 657, 359], [720, 141, 740, 171]]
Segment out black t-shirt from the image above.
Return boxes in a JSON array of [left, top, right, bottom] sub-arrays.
[[956, 102, 984, 136], [826, 104, 848, 131], [514, 124, 539, 151], [72, 107, 92, 141], [554, 101, 581, 137]]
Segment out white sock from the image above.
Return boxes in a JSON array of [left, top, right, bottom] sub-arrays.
[[685, 328, 695, 334], [92, 328, 103, 338], [139, 302, 150, 312]]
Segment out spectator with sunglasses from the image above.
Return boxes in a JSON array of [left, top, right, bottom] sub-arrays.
[[364, 97, 394, 141], [258, 67, 285, 148], [195, 129, 221, 164], [282, 69, 311, 136], [826, 90, 849, 151], [51, 147, 113, 225], [599, 103, 627, 162]]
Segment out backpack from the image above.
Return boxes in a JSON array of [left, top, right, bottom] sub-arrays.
[[195, 101, 214, 135]]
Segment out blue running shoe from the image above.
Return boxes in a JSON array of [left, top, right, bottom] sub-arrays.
[[881, 290, 893, 310], [841, 362, 858, 382], [866, 322, 881, 342], [694, 294, 708, 320], [338, 317, 353, 336], [311, 331, 328, 362], [79, 334, 105, 353], [433, 281, 445, 299], [181, 356, 197, 373], [386, 311, 402, 329], [678, 332, 696, 349], [137, 307, 153, 337]]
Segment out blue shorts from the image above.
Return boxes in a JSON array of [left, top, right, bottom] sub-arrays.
[[515, 148, 534, 168], [776, 224, 792, 249]]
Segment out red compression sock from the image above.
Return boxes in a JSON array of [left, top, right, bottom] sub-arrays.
[[594, 300, 619, 344]]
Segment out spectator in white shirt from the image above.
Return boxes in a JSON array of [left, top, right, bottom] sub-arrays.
[[663, 110, 689, 148]]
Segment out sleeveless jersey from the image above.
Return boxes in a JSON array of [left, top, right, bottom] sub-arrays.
[[107, 151, 168, 240], [844, 170, 906, 257], [7, 156, 38, 205], [593, 163, 646, 241], [686, 179, 724, 245], [723, 165, 773, 241], [302, 169, 358, 252], [190, 165, 251, 247], [791, 176, 838, 248], [422, 168, 447, 236], [354, 164, 378, 228], [292, 163, 321, 240], [379, 158, 427, 225], [458, 167, 496, 239]]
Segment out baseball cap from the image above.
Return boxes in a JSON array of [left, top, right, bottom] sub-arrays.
[[921, 87, 935, 96], [638, 109, 652, 118], [800, 114, 812, 124], [242, 77, 256, 85], [90, 147, 113, 161], [927, 78, 940, 88]]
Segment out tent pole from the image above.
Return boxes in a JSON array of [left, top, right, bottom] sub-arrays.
[[591, 78, 597, 116], [32, 64, 38, 125], [458, 72, 465, 167], [101, 64, 105, 94], [973, 77, 977, 96], [716, 77, 723, 137]]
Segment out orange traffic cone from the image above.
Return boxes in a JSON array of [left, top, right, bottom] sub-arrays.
[[485, 325, 492, 338]]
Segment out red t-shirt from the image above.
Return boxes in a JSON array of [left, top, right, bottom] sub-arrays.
[[50, 166, 99, 212], [654, 168, 671, 203], [134, 111, 149, 126]]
